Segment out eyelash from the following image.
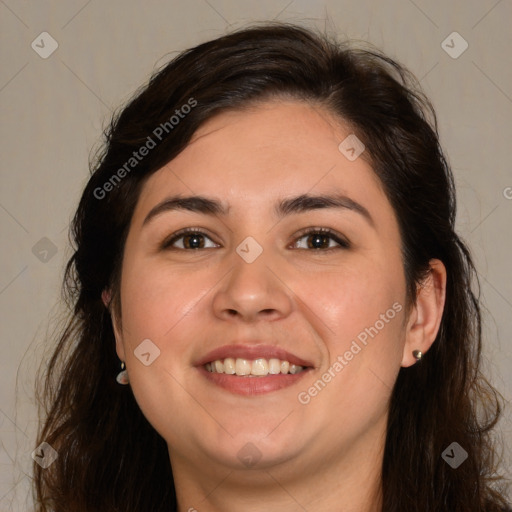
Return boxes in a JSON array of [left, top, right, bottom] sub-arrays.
[[161, 226, 350, 252]]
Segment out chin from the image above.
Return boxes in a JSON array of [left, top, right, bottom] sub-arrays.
[[198, 422, 306, 471]]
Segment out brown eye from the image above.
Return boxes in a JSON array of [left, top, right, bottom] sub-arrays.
[[162, 229, 219, 250], [162, 227, 349, 252], [292, 228, 350, 251]]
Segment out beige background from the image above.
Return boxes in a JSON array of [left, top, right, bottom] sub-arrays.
[[1, 0, 511, 509]]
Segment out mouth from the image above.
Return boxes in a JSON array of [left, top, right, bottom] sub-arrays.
[[206, 357, 307, 376], [195, 345, 314, 396]]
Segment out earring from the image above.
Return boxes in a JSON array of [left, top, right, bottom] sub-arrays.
[[412, 350, 422, 362], [116, 361, 129, 385]]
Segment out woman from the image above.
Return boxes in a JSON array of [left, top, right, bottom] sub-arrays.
[[33, 22, 510, 511]]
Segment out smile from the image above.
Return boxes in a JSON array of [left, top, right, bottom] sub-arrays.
[[196, 343, 314, 395], [205, 357, 306, 376]]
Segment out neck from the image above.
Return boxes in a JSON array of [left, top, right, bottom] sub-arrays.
[[170, 416, 386, 512]]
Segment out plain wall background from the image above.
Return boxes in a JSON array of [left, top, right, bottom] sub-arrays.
[[1, 0, 511, 509]]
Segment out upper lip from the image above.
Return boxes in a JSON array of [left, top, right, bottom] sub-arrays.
[[195, 344, 314, 368]]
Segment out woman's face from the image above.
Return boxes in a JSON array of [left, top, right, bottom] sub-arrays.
[[111, 99, 410, 477]]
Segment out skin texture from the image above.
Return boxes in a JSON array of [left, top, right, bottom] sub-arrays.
[[103, 100, 447, 512]]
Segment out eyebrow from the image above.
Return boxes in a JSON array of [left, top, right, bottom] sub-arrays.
[[142, 193, 375, 228]]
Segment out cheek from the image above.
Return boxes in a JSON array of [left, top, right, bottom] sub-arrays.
[[296, 269, 405, 445], [294, 253, 406, 404], [117, 260, 210, 442], [120, 258, 206, 343], [297, 256, 405, 346], [116, 258, 210, 422]]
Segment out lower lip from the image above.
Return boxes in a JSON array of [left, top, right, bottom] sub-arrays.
[[197, 366, 311, 396]]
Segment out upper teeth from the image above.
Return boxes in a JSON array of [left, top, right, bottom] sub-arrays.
[[205, 358, 305, 376]]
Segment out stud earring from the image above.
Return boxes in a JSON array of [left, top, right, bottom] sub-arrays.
[[412, 350, 422, 362], [116, 361, 129, 385]]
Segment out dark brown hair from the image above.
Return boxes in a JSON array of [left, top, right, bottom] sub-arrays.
[[33, 22, 510, 511]]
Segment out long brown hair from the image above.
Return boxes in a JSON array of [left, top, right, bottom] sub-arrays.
[[33, 22, 510, 511]]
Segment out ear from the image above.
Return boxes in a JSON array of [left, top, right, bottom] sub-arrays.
[[101, 289, 111, 308], [101, 288, 126, 362], [401, 259, 447, 367]]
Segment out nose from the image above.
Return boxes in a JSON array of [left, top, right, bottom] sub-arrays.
[[211, 249, 294, 323]]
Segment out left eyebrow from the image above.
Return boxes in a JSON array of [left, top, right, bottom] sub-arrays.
[[142, 193, 375, 228]]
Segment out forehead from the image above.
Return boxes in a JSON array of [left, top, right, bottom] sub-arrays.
[[132, 100, 391, 228]]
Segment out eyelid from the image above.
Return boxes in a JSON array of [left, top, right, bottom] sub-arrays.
[[161, 226, 219, 249], [161, 226, 350, 251], [291, 226, 350, 250]]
